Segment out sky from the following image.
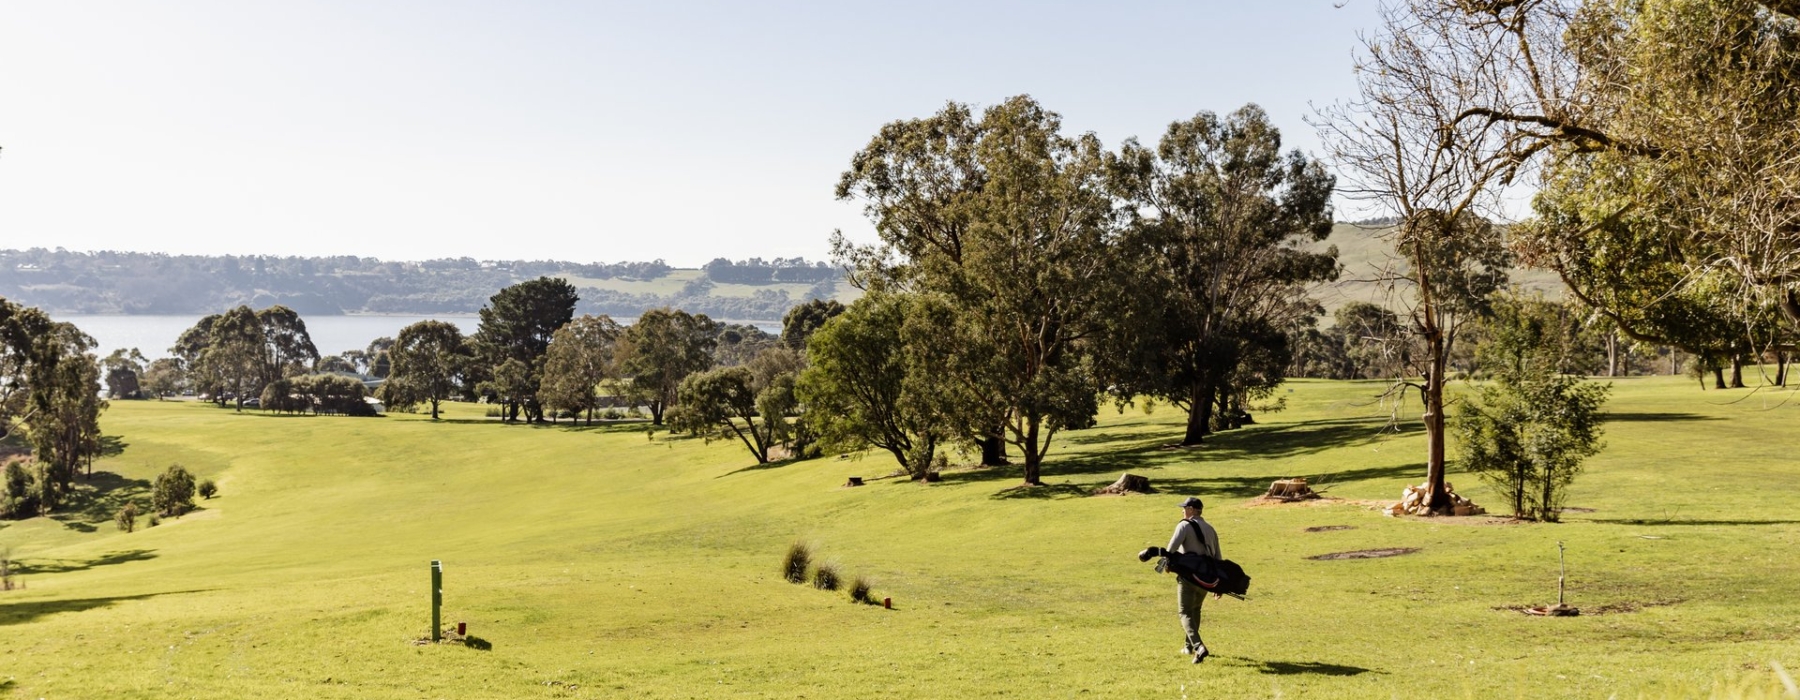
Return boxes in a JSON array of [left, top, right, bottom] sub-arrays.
[[0, 1, 1390, 268]]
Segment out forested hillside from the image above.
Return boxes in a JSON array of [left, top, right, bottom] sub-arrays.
[[0, 250, 845, 320]]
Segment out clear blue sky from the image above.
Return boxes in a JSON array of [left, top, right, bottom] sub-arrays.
[[0, 1, 1386, 267]]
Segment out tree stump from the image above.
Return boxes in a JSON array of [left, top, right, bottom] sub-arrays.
[[1264, 478, 1321, 501], [844, 477, 864, 487], [1093, 473, 1153, 495]]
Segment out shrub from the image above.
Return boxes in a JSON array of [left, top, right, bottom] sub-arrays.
[[1455, 374, 1609, 521], [0, 457, 38, 519], [147, 513, 160, 527], [781, 541, 812, 584], [197, 479, 218, 499], [152, 464, 197, 517], [812, 562, 841, 591], [115, 502, 139, 532], [848, 575, 875, 604]]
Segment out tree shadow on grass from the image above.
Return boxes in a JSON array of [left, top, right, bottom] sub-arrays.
[[99, 434, 128, 458], [56, 471, 152, 531], [0, 589, 206, 627], [460, 635, 493, 651], [1243, 658, 1378, 676], [1604, 412, 1722, 423], [16, 549, 157, 575], [1590, 518, 1800, 526], [1152, 462, 1428, 500], [717, 457, 808, 478], [947, 417, 1404, 497]]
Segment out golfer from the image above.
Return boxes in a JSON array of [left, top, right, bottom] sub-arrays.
[[1168, 495, 1220, 664]]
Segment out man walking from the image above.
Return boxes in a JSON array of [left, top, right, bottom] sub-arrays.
[[1168, 496, 1220, 663]]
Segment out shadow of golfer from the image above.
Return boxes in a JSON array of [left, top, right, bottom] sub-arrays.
[[1243, 659, 1377, 676]]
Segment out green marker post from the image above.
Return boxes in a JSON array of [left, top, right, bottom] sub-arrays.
[[431, 559, 443, 642]]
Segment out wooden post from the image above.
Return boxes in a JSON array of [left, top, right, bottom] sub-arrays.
[[431, 560, 443, 642]]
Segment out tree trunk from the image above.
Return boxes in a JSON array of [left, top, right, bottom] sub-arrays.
[[1605, 333, 1618, 377], [1423, 330, 1451, 514], [650, 401, 664, 426], [1180, 383, 1209, 445], [1729, 357, 1745, 388], [979, 433, 1008, 466], [1777, 352, 1789, 387], [1020, 416, 1043, 486], [429, 397, 440, 420], [1713, 366, 1727, 390]]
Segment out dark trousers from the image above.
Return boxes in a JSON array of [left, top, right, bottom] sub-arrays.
[[1177, 579, 1205, 651]]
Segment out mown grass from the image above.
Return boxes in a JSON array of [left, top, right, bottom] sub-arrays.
[[1, 376, 1796, 698]]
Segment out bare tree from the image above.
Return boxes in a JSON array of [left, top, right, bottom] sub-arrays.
[[1315, 0, 1522, 514]]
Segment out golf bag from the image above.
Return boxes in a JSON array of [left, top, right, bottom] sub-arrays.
[[1137, 546, 1251, 599]]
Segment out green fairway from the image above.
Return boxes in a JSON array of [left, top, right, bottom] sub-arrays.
[[2, 377, 1797, 698]]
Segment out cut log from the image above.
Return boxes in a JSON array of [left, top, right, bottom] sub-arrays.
[[845, 477, 864, 487], [1093, 473, 1153, 495]]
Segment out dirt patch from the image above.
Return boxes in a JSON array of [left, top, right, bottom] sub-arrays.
[[1588, 599, 1683, 615], [1304, 525, 1356, 532], [1494, 599, 1681, 616], [1307, 547, 1420, 560], [1247, 496, 1346, 508]]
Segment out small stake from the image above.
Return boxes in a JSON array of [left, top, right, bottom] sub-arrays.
[[883, 597, 891, 609], [1557, 541, 1566, 607]]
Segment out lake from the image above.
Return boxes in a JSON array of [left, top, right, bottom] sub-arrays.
[[61, 314, 782, 360]]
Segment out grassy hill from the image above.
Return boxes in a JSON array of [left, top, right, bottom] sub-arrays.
[[1308, 223, 1566, 322], [2, 377, 1797, 698]]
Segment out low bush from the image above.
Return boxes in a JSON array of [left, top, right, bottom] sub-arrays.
[[115, 502, 139, 532]]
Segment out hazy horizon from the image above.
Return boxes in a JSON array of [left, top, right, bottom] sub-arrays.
[[2, 1, 1387, 268]]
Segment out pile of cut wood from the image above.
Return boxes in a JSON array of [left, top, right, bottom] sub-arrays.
[[1385, 482, 1485, 516]]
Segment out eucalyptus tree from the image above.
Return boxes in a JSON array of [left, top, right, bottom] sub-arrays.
[[26, 321, 106, 496], [1103, 104, 1337, 445], [382, 320, 475, 420], [473, 277, 579, 422], [99, 348, 148, 399], [836, 95, 1118, 486], [208, 306, 268, 411], [255, 305, 319, 385], [540, 314, 622, 424], [672, 346, 799, 464], [795, 291, 960, 478], [1317, 0, 1519, 513], [615, 307, 717, 426]]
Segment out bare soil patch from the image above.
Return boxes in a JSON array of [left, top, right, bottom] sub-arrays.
[[1307, 547, 1420, 560], [1494, 599, 1681, 616], [1303, 525, 1356, 532]]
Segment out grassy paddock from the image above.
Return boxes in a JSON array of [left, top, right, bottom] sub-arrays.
[[1, 377, 1797, 698]]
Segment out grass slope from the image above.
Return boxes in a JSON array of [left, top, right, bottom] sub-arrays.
[[1309, 223, 1566, 321], [2, 378, 1798, 698]]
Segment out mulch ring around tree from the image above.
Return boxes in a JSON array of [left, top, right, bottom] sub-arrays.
[[1307, 547, 1421, 561]]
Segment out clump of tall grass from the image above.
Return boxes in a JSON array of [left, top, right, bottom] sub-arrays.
[[781, 541, 813, 584], [812, 562, 841, 591], [848, 575, 875, 604]]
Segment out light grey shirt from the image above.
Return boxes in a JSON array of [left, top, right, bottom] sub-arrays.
[[1167, 517, 1220, 560]]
